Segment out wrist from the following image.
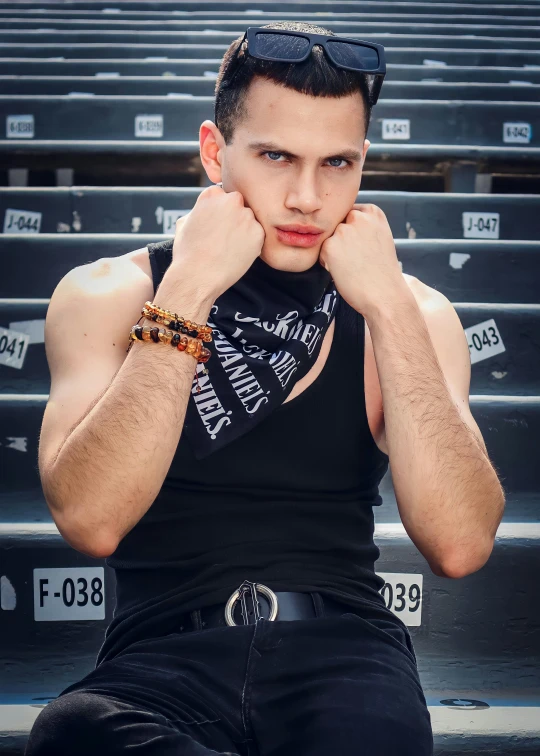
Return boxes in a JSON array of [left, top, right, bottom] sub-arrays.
[[362, 284, 418, 329], [158, 264, 217, 323]]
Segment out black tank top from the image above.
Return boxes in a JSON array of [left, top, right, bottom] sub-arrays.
[[97, 240, 390, 666]]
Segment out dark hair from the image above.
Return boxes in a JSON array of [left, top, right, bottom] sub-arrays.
[[214, 20, 373, 145]]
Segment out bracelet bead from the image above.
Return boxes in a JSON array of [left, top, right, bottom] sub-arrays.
[[178, 335, 189, 352]]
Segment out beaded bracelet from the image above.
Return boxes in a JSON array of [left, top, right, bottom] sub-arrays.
[[128, 323, 209, 358], [141, 301, 213, 343], [127, 324, 211, 393]]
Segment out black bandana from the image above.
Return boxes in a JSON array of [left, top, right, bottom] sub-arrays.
[[148, 239, 340, 459]]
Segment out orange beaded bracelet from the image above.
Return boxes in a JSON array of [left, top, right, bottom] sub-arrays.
[[141, 301, 213, 343], [128, 323, 209, 359], [127, 323, 211, 394]]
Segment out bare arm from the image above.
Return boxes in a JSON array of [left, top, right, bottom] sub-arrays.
[[39, 256, 214, 558]]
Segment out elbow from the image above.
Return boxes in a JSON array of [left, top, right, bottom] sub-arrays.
[[69, 528, 118, 559], [53, 512, 118, 559], [42, 473, 119, 559], [431, 540, 495, 580]]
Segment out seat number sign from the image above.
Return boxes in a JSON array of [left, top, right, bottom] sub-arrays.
[[4, 209, 42, 234], [0, 326, 30, 370], [135, 114, 164, 138], [503, 122, 531, 144], [462, 212, 500, 239], [381, 119, 411, 140], [376, 572, 423, 626], [464, 318, 505, 365], [34, 568, 105, 621], [6, 115, 34, 139]]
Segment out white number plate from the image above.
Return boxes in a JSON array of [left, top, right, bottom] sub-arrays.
[[0, 325, 30, 370], [3, 208, 42, 234], [135, 114, 163, 138], [163, 208, 189, 233], [462, 212, 500, 239], [34, 567, 106, 621], [382, 119, 410, 140], [377, 572, 423, 626], [6, 115, 34, 139], [503, 122, 532, 144], [464, 318, 505, 365]]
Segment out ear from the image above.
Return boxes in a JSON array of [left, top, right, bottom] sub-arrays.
[[358, 139, 370, 190], [199, 119, 225, 184], [362, 139, 370, 167]]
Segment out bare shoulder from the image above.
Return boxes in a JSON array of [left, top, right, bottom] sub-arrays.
[[402, 273, 448, 313], [365, 274, 438, 340], [45, 247, 155, 366], [73, 247, 152, 290], [61, 248, 154, 313]]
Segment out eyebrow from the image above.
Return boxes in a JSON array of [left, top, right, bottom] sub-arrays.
[[247, 141, 363, 163]]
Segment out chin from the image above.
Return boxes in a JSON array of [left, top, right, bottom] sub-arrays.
[[260, 244, 322, 273]]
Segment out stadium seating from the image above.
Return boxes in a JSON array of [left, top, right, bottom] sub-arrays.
[[1, 2, 539, 754]]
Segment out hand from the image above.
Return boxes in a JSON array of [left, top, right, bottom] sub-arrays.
[[318, 203, 411, 318], [171, 184, 266, 300]]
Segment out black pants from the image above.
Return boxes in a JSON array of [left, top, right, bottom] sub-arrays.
[[25, 594, 433, 755]]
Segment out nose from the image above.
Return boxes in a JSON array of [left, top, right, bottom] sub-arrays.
[[284, 169, 323, 214]]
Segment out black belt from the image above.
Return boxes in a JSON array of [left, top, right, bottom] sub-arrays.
[[178, 580, 354, 633]]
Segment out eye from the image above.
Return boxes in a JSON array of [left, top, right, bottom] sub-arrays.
[[327, 157, 351, 169], [263, 151, 286, 162]]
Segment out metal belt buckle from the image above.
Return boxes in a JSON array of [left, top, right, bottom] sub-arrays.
[[225, 580, 279, 626]]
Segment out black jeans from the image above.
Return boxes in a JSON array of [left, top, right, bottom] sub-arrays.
[[25, 594, 433, 756]]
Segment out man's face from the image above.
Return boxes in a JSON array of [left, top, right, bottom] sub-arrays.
[[215, 76, 370, 273]]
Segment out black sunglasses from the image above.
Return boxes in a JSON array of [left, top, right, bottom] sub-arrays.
[[214, 26, 386, 128]]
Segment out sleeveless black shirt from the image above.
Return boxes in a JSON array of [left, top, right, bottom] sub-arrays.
[[96, 240, 390, 667]]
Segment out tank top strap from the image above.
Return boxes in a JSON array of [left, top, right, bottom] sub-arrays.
[[147, 238, 174, 297]]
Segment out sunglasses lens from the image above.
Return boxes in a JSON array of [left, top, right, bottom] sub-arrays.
[[326, 41, 379, 70], [254, 32, 310, 61]]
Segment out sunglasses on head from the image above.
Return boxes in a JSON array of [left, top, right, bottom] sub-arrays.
[[214, 26, 387, 128]]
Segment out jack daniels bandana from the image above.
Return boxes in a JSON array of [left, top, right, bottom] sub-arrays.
[[148, 238, 340, 460]]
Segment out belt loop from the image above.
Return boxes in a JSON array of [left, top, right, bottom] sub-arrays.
[[310, 592, 325, 618], [190, 608, 203, 631]]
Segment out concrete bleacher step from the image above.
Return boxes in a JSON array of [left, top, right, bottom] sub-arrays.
[[4, 0, 540, 14], [1, 59, 539, 82], [4, 76, 540, 101], [1, 702, 539, 755], [2, 299, 539, 394], [2, 521, 538, 690], [2, 33, 540, 60], [3, 3, 540, 17], [2, 21, 539, 40], [4, 12, 540, 27], [0, 521, 538, 753], [1, 42, 540, 66], [1, 188, 539, 239], [3, 234, 540, 302], [1, 96, 538, 162]]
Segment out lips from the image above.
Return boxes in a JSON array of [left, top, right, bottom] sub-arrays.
[[276, 225, 323, 234], [275, 226, 324, 248]]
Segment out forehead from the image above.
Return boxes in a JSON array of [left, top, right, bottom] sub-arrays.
[[235, 75, 365, 150]]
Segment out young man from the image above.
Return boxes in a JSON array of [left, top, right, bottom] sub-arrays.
[[30, 20, 505, 756]]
